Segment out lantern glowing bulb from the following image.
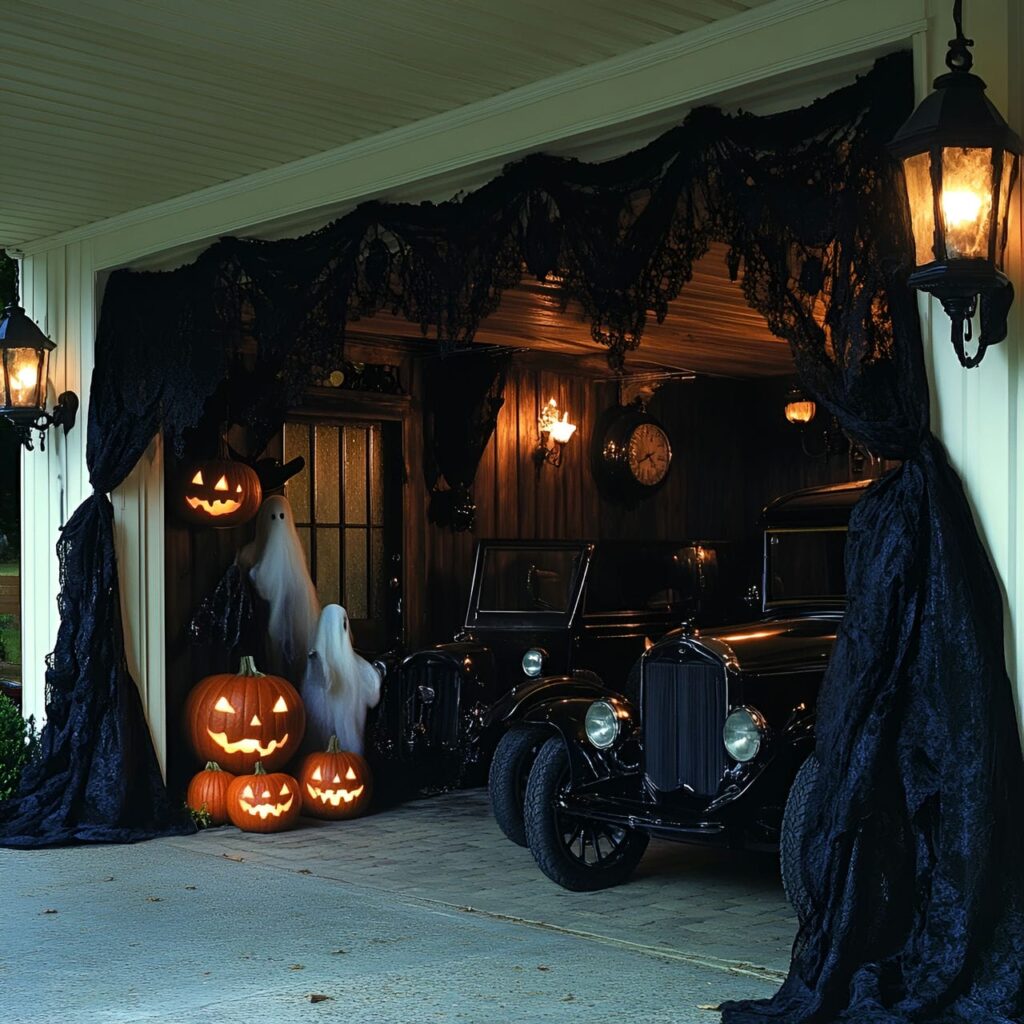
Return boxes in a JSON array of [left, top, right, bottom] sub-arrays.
[[942, 188, 983, 227], [784, 386, 817, 426]]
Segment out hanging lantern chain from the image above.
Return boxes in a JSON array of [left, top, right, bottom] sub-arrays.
[[946, 0, 973, 74]]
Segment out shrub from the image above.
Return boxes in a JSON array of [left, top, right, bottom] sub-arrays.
[[0, 693, 38, 801]]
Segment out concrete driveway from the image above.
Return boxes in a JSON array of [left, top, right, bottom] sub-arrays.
[[1, 791, 794, 1023]]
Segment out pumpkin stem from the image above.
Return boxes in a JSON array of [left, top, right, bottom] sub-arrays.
[[238, 655, 265, 677], [253, 762, 266, 775], [327, 735, 341, 753], [204, 761, 223, 773]]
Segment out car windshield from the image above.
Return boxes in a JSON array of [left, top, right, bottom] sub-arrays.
[[475, 545, 586, 614], [765, 528, 847, 604]]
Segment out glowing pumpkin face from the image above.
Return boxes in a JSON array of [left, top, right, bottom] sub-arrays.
[[175, 458, 262, 528], [185, 656, 306, 773], [226, 763, 301, 832], [298, 737, 372, 820]]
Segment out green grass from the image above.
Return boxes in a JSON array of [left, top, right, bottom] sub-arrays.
[[0, 561, 19, 576]]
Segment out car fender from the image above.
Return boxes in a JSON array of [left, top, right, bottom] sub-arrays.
[[518, 696, 620, 786], [485, 672, 629, 732]]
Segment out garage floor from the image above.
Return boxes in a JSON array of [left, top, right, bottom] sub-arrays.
[[3, 790, 796, 1023]]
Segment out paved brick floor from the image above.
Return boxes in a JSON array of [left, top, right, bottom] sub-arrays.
[[166, 788, 796, 977]]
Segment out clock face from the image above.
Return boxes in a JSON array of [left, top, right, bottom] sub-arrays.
[[627, 422, 672, 487]]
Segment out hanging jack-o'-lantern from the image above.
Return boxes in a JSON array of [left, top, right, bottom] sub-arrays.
[[226, 762, 301, 832], [186, 761, 234, 825], [298, 736, 373, 820], [185, 656, 306, 773], [175, 458, 262, 528]]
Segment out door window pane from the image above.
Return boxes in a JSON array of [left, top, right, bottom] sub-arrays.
[[315, 425, 341, 523]]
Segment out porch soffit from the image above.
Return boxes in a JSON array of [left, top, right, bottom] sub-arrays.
[[2, 0, 781, 248]]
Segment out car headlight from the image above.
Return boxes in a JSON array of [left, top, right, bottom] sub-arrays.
[[521, 648, 545, 678], [723, 707, 766, 762], [585, 700, 620, 749]]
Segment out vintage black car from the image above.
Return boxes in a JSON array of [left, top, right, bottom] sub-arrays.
[[501, 479, 870, 892], [371, 538, 738, 803]]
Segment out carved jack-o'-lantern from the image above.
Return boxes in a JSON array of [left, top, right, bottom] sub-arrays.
[[298, 736, 373, 820], [186, 761, 234, 826], [185, 656, 306, 773], [226, 762, 301, 832], [175, 458, 262, 528]]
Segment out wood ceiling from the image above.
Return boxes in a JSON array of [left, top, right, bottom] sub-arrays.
[[348, 243, 792, 378], [1, 0, 777, 247]]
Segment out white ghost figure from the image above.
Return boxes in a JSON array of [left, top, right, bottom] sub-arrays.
[[301, 605, 382, 756], [239, 495, 321, 682]]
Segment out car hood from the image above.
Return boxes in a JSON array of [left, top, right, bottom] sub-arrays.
[[656, 615, 840, 675]]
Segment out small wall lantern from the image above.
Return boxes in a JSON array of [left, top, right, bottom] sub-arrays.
[[0, 302, 78, 451], [535, 397, 576, 467], [889, 0, 1021, 367], [783, 385, 817, 426]]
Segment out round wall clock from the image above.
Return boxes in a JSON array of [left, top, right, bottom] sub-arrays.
[[593, 404, 673, 499]]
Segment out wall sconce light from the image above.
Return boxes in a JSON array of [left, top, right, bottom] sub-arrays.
[[783, 385, 817, 426], [889, 0, 1021, 368], [0, 301, 79, 451], [535, 397, 576, 467]]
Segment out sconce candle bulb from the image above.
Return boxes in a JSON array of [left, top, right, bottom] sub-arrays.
[[536, 397, 577, 467], [889, 0, 1021, 367]]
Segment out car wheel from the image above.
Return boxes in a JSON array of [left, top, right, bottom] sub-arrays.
[[524, 737, 648, 891], [780, 754, 818, 923], [488, 726, 551, 846]]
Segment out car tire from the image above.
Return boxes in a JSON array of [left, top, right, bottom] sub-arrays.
[[524, 737, 648, 891], [488, 726, 551, 846], [780, 754, 818, 924]]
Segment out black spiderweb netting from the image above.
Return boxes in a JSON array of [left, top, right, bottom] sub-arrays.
[[2, 51, 1021, 1022]]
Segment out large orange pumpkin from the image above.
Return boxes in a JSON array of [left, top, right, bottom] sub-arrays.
[[175, 458, 262, 528], [185, 656, 305, 773], [226, 762, 301, 833], [298, 736, 373, 820], [186, 761, 234, 825]]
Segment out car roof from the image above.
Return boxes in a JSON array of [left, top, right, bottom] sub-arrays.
[[761, 479, 873, 529]]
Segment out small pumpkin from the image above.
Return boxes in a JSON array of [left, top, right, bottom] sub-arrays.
[[298, 736, 373, 820], [175, 458, 262, 528], [186, 761, 234, 825], [185, 656, 306, 773], [226, 762, 301, 833]]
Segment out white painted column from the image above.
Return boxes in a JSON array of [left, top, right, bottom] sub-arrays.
[[921, 0, 1023, 727]]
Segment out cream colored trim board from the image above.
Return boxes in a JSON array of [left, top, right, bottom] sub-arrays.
[[20, 0, 926, 268]]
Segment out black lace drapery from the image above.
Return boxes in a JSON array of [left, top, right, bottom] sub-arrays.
[[424, 350, 511, 531], [1, 54, 1022, 1024]]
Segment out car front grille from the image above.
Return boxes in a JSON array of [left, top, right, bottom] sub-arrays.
[[394, 659, 462, 753], [642, 657, 727, 797]]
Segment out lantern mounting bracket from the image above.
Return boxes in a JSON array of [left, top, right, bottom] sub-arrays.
[[3, 390, 79, 452]]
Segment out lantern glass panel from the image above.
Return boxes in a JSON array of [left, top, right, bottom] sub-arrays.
[[940, 147, 994, 259], [995, 151, 1018, 269], [903, 152, 937, 267], [785, 399, 817, 425], [2, 345, 47, 409]]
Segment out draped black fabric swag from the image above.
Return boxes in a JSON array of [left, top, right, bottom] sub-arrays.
[[2, 50, 1023, 1024], [424, 349, 511, 531]]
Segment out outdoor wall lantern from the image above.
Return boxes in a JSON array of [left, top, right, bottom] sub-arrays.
[[889, 0, 1021, 368], [0, 301, 78, 451], [535, 397, 577, 467]]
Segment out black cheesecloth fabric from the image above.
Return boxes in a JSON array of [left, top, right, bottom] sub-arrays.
[[1, 51, 1022, 1024]]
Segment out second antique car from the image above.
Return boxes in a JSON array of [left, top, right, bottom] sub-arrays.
[[499, 479, 870, 895], [370, 538, 739, 807]]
